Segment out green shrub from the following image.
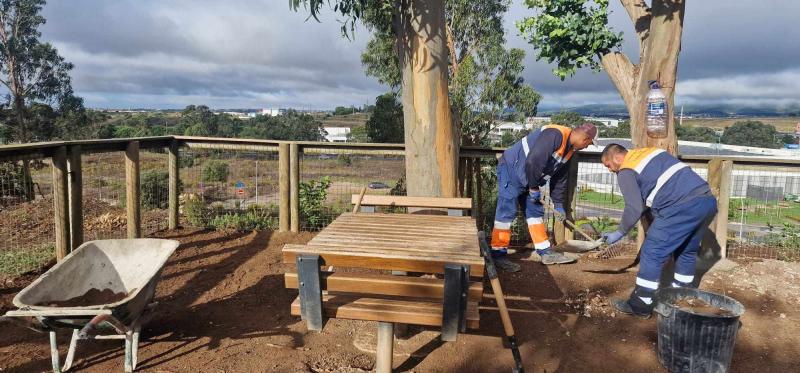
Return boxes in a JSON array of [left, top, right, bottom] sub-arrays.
[[201, 160, 229, 183], [300, 176, 332, 229], [184, 194, 210, 227], [179, 156, 195, 168], [141, 170, 182, 209], [0, 162, 28, 200], [337, 153, 352, 167], [209, 205, 277, 232]]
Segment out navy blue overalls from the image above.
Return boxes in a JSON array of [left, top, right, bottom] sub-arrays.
[[620, 148, 717, 307], [490, 125, 574, 254]]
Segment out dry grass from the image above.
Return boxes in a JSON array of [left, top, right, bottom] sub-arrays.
[[682, 117, 799, 132]]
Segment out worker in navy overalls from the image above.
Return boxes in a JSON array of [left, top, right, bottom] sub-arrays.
[[490, 123, 597, 272], [600, 144, 718, 318]]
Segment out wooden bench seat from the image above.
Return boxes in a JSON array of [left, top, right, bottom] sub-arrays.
[[352, 194, 472, 216], [285, 271, 483, 301], [290, 294, 480, 329]]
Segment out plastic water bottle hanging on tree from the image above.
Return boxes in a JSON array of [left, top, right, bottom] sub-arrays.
[[646, 80, 668, 138]]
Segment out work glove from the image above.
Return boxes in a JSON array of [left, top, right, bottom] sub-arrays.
[[602, 231, 625, 245], [553, 204, 567, 222], [528, 188, 541, 202]]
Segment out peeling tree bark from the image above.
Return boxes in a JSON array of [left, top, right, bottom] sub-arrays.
[[603, 0, 684, 154], [394, 0, 459, 197]]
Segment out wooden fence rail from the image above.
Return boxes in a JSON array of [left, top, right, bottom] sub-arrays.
[[1, 135, 797, 261]]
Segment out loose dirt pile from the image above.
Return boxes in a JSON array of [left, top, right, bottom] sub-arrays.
[[38, 288, 128, 307], [672, 297, 735, 317], [705, 259, 800, 305], [1, 231, 798, 372]]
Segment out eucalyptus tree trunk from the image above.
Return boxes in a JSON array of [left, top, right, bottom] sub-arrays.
[[601, 0, 684, 154], [393, 0, 458, 197]]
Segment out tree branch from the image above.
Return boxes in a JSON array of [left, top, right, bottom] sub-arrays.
[[600, 51, 637, 109], [620, 0, 651, 45]]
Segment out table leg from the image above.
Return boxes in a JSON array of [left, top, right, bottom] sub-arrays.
[[376, 321, 394, 373], [297, 254, 323, 331], [441, 264, 469, 341]]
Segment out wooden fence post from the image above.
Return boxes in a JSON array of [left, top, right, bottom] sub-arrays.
[[67, 145, 83, 250], [565, 156, 580, 242], [126, 141, 141, 238], [290, 142, 300, 233], [279, 143, 290, 232], [707, 159, 733, 258], [168, 140, 180, 230], [52, 146, 70, 260]]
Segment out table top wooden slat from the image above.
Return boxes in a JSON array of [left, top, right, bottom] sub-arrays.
[[287, 212, 483, 273]]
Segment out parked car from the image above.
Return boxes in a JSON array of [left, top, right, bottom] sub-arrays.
[[368, 181, 390, 189]]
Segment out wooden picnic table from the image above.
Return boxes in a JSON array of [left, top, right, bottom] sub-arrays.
[[283, 212, 484, 275], [283, 207, 484, 372]]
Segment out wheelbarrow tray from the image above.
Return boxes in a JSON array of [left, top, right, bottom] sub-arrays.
[[12, 239, 179, 325]]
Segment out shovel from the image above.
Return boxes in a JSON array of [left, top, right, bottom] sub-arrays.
[[556, 218, 605, 253], [478, 232, 525, 373]]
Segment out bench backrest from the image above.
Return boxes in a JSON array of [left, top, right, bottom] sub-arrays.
[[351, 195, 472, 216]]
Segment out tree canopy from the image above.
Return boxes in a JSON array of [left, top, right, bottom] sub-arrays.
[[365, 92, 403, 143], [517, 0, 623, 80], [721, 121, 781, 149], [0, 0, 78, 143], [360, 0, 540, 146], [518, 0, 686, 152]]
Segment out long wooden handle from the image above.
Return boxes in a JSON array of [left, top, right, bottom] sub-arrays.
[[563, 218, 598, 242], [352, 187, 367, 213], [489, 278, 515, 337]]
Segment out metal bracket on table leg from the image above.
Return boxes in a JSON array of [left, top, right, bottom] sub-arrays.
[[297, 254, 323, 331], [441, 263, 469, 341]]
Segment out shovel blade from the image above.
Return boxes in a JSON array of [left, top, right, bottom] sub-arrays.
[[554, 239, 603, 253]]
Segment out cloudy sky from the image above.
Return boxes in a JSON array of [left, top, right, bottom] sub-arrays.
[[39, 0, 800, 110]]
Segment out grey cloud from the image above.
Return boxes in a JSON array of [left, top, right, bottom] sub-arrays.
[[38, 0, 800, 109]]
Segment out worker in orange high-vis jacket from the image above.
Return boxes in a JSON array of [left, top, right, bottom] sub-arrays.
[[490, 123, 597, 272], [600, 144, 717, 319]]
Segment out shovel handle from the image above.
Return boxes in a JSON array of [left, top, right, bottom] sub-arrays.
[[562, 218, 599, 243]]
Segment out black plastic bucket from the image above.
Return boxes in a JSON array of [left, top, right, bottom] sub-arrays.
[[654, 288, 745, 373]]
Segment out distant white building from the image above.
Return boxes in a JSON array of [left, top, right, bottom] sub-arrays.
[[324, 127, 351, 142], [260, 108, 284, 116], [222, 111, 252, 120], [587, 117, 621, 128]]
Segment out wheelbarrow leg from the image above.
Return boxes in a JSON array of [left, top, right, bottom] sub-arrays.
[[62, 329, 79, 371], [49, 331, 62, 373], [131, 325, 141, 370], [124, 331, 134, 372]]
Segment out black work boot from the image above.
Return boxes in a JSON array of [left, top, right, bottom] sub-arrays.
[[611, 298, 652, 319]]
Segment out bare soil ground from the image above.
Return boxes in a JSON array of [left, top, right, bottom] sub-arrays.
[[1, 230, 798, 372]]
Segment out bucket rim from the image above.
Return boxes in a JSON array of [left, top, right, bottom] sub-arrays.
[[655, 287, 745, 318]]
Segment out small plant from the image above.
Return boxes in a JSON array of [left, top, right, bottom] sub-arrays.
[[141, 170, 182, 209], [300, 176, 332, 229], [209, 205, 277, 232], [337, 153, 352, 167], [183, 194, 210, 227], [179, 156, 195, 168], [201, 160, 229, 183]]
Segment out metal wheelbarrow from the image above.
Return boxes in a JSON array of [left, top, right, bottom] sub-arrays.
[[1, 239, 179, 372]]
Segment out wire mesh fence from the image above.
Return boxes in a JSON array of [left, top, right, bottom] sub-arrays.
[[2, 139, 800, 282], [727, 163, 800, 261], [178, 146, 281, 231], [299, 147, 405, 231], [0, 159, 55, 278]]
